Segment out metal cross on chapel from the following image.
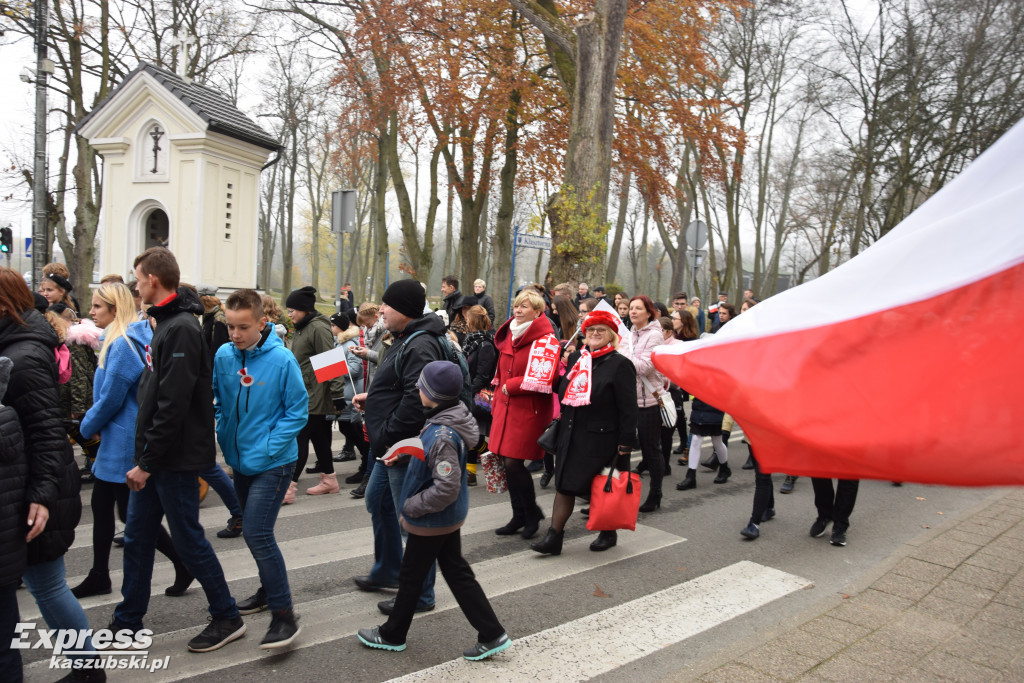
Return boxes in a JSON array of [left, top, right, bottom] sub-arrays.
[[149, 125, 164, 174]]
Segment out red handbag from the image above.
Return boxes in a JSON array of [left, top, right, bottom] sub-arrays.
[[586, 466, 642, 532]]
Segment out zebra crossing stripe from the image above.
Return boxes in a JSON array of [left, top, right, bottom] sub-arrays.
[[389, 560, 809, 682], [94, 524, 686, 682], [21, 495, 558, 620]]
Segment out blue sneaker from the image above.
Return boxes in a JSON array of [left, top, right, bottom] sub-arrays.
[[463, 632, 511, 661], [740, 522, 760, 540], [357, 626, 406, 652]]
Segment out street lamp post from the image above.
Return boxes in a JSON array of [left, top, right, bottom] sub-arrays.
[[31, 0, 51, 288]]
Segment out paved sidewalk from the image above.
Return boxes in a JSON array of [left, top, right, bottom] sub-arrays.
[[699, 488, 1024, 682]]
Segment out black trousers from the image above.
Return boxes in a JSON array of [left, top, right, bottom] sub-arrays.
[[90, 479, 182, 574], [749, 451, 775, 526], [670, 388, 688, 448], [637, 406, 664, 495], [811, 478, 859, 533], [294, 415, 334, 481], [379, 530, 504, 645]]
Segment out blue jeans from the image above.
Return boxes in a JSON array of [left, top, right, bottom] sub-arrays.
[[365, 458, 436, 607], [200, 464, 243, 518], [233, 464, 293, 611], [115, 470, 238, 628], [23, 558, 94, 662]]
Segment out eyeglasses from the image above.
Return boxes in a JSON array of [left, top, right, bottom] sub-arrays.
[[585, 328, 609, 335]]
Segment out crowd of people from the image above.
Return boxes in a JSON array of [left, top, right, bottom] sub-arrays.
[[0, 255, 861, 682]]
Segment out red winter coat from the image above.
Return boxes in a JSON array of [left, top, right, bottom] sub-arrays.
[[488, 316, 558, 461]]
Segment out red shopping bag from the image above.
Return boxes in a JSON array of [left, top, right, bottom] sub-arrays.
[[586, 468, 642, 532]]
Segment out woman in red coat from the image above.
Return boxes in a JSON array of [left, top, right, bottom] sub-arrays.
[[489, 288, 559, 539]]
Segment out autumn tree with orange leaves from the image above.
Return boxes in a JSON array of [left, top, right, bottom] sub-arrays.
[[509, 0, 742, 284]]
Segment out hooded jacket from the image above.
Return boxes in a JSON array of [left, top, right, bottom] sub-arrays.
[[135, 287, 216, 473], [62, 319, 102, 416], [290, 311, 344, 415], [80, 320, 153, 483], [0, 310, 81, 564], [335, 326, 363, 422], [398, 403, 478, 535], [213, 324, 308, 476], [364, 312, 447, 453], [628, 319, 666, 408]]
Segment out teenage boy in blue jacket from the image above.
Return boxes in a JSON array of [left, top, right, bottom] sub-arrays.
[[358, 360, 511, 660], [213, 289, 308, 649]]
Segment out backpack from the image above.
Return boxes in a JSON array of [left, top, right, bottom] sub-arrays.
[[394, 331, 474, 412]]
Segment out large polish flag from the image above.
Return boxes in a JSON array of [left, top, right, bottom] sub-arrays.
[[652, 119, 1024, 487], [310, 347, 350, 383]]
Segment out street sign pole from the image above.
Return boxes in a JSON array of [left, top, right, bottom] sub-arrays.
[[507, 224, 519, 320]]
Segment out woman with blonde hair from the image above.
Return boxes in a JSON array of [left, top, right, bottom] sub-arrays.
[[489, 288, 559, 539], [73, 283, 193, 598]]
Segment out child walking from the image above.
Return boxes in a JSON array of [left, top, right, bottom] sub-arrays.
[[213, 289, 309, 648], [357, 360, 511, 660]]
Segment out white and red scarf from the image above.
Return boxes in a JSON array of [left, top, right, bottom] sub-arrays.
[[562, 345, 615, 406], [520, 334, 560, 393]]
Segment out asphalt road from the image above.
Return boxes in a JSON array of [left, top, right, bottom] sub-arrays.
[[21, 431, 997, 682]]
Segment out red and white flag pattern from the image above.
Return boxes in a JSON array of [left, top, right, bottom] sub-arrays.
[[652, 119, 1024, 487], [383, 437, 426, 463], [310, 346, 349, 383]]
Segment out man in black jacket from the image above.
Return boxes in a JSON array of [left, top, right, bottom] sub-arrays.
[[114, 247, 244, 654], [440, 275, 461, 328], [351, 279, 444, 614]]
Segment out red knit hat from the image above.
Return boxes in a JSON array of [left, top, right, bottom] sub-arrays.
[[581, 309, 621, 335]]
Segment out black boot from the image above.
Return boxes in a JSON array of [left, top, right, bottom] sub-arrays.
[[165, 563, 194, 597], [676, 468, 697, 490], [530, 527, 564, 555], [71, 569, 112, 599], [638, 491, 662, 513], [521, 505, 545, 540], [589, 530, 617, 551], [714, 462, 732, 484], [701, 453, 720, 470], [742, 454, 755, 470], [495, 488, 525, 535], [350, 472, 369, 499]]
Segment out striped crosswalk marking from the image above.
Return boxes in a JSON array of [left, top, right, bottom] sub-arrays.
[[390, 561, 808, 682], [105, 524, 686, 682], [21, 495, 559, 620]]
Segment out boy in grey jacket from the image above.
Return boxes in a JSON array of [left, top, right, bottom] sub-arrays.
[[357, 361, 511, 660]]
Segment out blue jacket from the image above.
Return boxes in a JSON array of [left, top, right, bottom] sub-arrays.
[[398, 404, 478, 535], [80, 321, 152, 483], [213, 325, 308, 476]]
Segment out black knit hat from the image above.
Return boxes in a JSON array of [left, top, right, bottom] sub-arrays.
[[417, 360, 463, 406], [329, 312, 350, 331], [33, 292, 48, 314], [285, 286, 317, 313], [382, 279, 425, 319]]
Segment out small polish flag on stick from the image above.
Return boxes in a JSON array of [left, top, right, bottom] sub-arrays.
[[310, 347, 349, 383], [384, 437, 425, 463]]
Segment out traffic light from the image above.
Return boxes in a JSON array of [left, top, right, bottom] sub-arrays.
[[0, 227, 12, 254]]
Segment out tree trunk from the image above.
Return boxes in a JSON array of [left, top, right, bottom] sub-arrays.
[[604, 171, 631, 285]]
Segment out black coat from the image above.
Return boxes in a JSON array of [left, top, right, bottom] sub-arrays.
[[441, 290, 462, 327], [0, 358, 28, 585], [476, 292, 496, 326], [201, 306, 230, 369], [0, 310, 82, 565], [465, 331, 497, 433], [364, 313, 447, 453], [136, 288, 216, 472], [554, 350, 638, 497]]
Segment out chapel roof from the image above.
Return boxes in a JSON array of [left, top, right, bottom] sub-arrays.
[[78, 62, 280, 151]]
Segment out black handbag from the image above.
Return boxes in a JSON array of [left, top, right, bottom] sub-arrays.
[[537, 419, 560, 454]]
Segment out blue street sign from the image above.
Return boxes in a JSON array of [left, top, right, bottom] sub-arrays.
[[25, 237, 31, 258]]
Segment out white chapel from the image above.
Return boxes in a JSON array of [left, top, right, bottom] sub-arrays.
[[77, 60, 279, 289]]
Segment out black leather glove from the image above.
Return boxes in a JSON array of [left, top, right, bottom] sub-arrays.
[[333, 397, 346, 412]]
